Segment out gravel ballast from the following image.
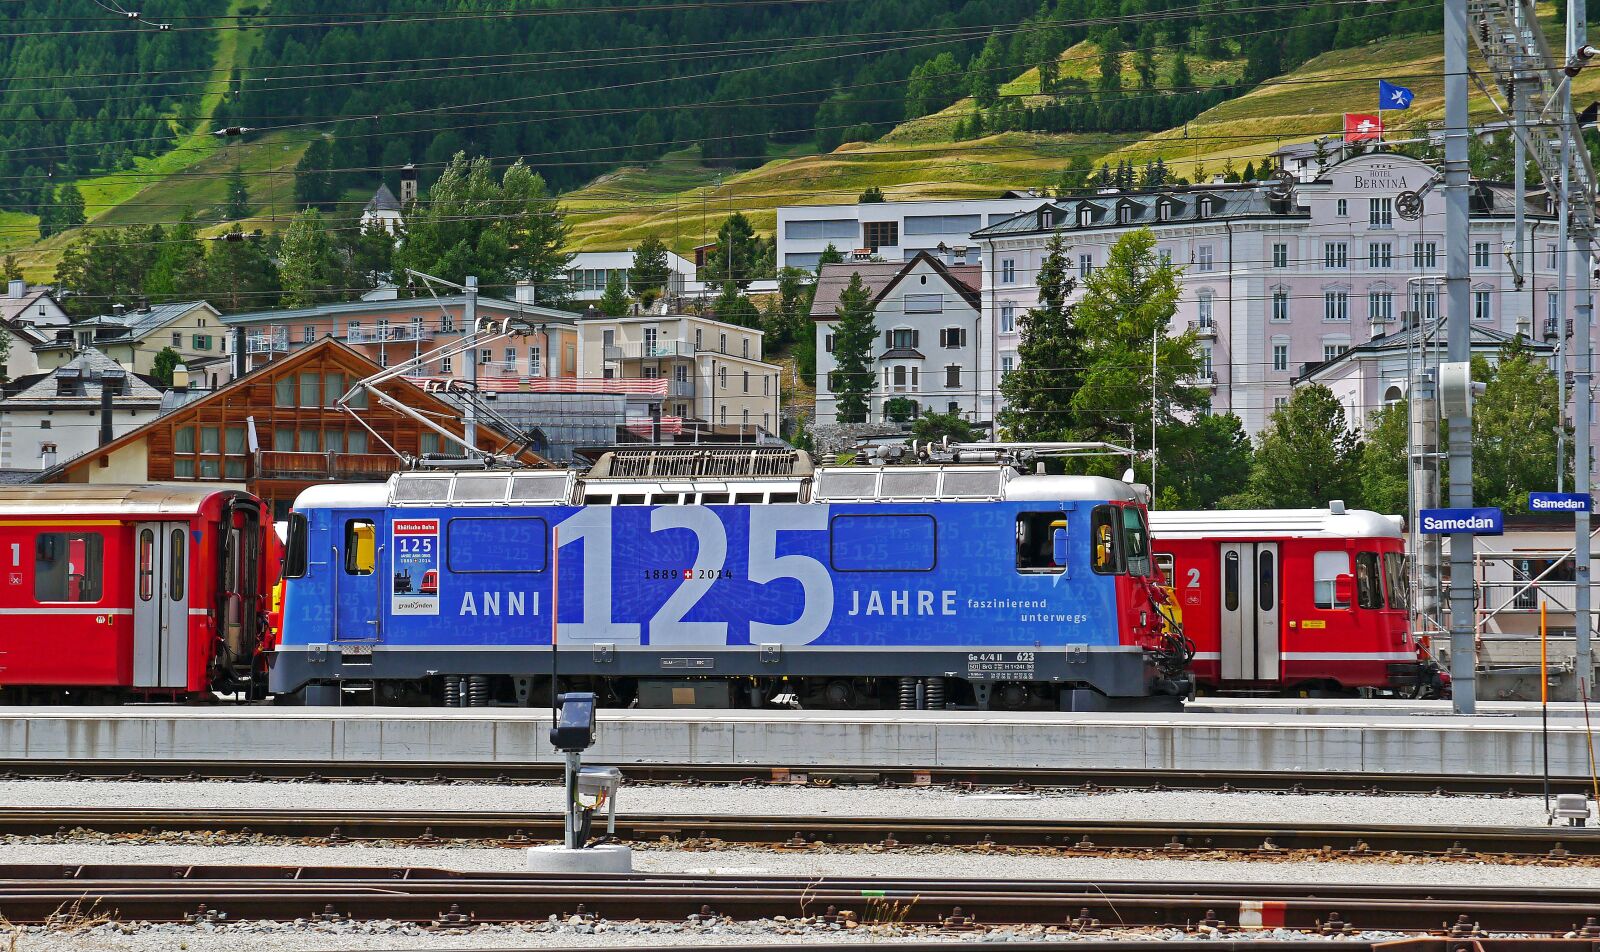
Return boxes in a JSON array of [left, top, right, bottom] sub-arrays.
[[0, 779, 1570, 827]]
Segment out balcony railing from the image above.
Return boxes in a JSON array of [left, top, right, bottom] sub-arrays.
[[669, 379, 694, 397], [246, 327, 289, 354], [605, 340, 698, 361], [347, 324, 428, 345], [1188, 320, 1216, 339], [254, 451, 400, 481]]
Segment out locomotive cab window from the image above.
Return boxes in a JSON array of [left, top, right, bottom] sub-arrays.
[[1384, 552, 1411, 610], [344, 520, 376, 575], [1090, 505, 1121, 574], [34, 532, 104, 603], [1354, 551, 1383, 609], [1016, 511, 1069, 574], [1154, 553, 1175, 586], [1120, 506, 1151, 576], [284, 513, 309, 579]]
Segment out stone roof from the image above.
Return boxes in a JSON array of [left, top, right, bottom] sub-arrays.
[[366, 183, 402, 214], [3, 347, 163, 406], [975, 183, 1289, 238]]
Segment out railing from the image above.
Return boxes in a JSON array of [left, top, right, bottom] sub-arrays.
[[608, 340, 698, 360], [1187, 320, 1216, 338], [406, 374, 670, 396], [347, 324, 428, 345], [254, 451, 400, 481], [246, 327, 289, 354], [669, 379, 694, 397]]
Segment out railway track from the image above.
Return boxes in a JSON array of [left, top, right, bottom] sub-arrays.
[[0, 758, 1580, 796], [11, 807, 1600, 860], [0, 866, 1596, 933]]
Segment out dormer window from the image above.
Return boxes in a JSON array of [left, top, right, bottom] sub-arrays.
[[1078, 206, 1093, 227], [1199, 197, 1215, 218], [1157, 201, 1173, 222], [1117, 204, 1131, 225]]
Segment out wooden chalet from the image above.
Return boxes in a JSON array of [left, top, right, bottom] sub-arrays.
[[43, 338, 543, 518]]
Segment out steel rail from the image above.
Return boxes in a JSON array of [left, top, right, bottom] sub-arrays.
[[316, 944, 1600, 952], [0, 866, 1595, 932], [0, 759, 1578, 796], [11, 808, 1600, 860]]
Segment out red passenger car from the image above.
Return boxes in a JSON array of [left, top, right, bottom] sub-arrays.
[[0, 486, 276, 701], [1150, 504, 1434, 694]]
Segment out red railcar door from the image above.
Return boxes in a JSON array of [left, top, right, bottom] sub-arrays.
[[131, 523, 189, 688], [1219, 542, 1280, 681]]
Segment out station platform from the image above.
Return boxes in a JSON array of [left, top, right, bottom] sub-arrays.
[[0, 701, 1595, 779]]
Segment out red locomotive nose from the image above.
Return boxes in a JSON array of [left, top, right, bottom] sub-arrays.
[[421, 570, 439, 595]]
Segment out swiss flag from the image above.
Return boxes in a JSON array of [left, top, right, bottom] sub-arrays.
[[1344, 113, 1383, 143]]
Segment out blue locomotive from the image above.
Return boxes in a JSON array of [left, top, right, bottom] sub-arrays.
[[271, 447, 1188, 709]]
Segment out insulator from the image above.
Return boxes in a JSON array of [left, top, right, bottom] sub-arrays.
[[898, 677, 917, 710], [443, 675, 462, 708], [467, 675, 489, 708]]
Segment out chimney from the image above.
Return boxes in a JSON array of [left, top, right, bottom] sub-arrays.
[[40, 443, 56, 470], [172, 363, 190, 391], [400, 164, 419, 206], [137, 297, 151, 314], [99, 381, 114, 446], [112, 303, 125, 317], [6, 279, 24, 299], [514, 280, 537, 305]]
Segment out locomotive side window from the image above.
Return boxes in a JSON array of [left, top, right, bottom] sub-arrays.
[[1383, 552, 1411, 610], [1119, 507, 1151, 576], [34, 532, 104, 603], [284, 513, 309, 579], [1089, 505, 1121, 574], [344, 520, 376, 575], [138, 529, 155, 601], [1016, 511, 1069, 574], [1354, 552, 1382, 609], [1313, 551, 1351, 609]]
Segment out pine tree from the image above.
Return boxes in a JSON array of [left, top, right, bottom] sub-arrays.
[[713, 280, 760, 328], [224, 166, 250, 220], [999, 234, 1082, 441], [968, 34, 1005, 109], [599, 269, 631, 317], [1096, 30, 1123, 95], [203, 227, 280, 313], [150, 347, 182, 389], [830, 272, 877, 424], [1168, 51, 1193, 91], [702, 212, 759, 289], [629, 235, 672, 296], [2, 255, 21, 282], [817, 244, 845, 271]]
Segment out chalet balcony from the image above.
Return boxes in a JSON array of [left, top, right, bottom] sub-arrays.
[[347, 324, 428, 345], [246, 327, 289, 354], [605, 340, 698, 361], [254, 450, 400, 481]]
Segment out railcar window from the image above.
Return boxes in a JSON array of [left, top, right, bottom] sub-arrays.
[[1016, 511, 1069, 574], [1154, 553, 1175, 586], [734, 492, 765, 504], [832, 514, 937, 572], [284, 513, 309, 579], [1313, 551, 1351, 609], [1258, 549, 1275, 611], [699, 493, 729, 505], [1119, 507, 1151, 576], [448, 518, 548, 573], [1383, 552, 1411, 611], [616, 494, 647, 506], [169, 529, 186, 601], [1089, 506, 1122, 574], [34, 532, 103, 603], [1224, 551, 1239, 610], [770, 493, 800, 504], [344, 520, 376, 575], [1354, 552, 1382, 609], [138, 529, 155, 601], [583, 494, 613, 506]]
